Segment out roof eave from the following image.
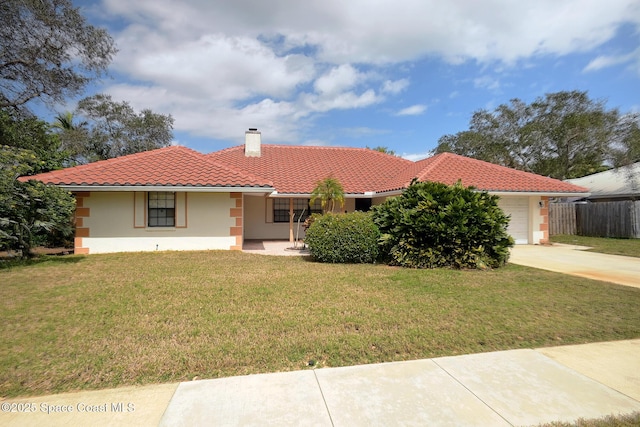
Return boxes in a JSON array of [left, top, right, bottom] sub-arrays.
[[369, 189, 404, 197], [55, 184, 275, 193], [269, 191, 379, 198], [586, 192, 639, 199], [374, 189, 592, 198], [487, 190, 592, 197]]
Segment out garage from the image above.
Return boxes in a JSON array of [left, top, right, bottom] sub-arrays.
[[498, 197, 529, 244]]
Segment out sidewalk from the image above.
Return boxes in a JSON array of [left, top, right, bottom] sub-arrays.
[[2, 340, 639, 426]]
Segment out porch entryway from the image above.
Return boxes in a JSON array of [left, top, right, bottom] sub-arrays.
[[242, 240, 310, 256]]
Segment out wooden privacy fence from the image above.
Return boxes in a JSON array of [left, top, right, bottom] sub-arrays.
[[549, 203, 577, 235], [549, 201, 640, 238]]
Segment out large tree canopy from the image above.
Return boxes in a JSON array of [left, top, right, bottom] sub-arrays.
[[1, 111, 75, 256], [0, 0, 117, 110], [0, 109, 66, 172], [52, 94, 175, 163], [435, 91, 640, 179]]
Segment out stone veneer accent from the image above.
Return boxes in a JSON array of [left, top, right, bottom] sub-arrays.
[[539, 196, 549, 244], [73, 192, 91, 254], [229, 193, 243, 250]]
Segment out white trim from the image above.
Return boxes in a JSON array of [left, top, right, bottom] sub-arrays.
[[269, 193, 382, 198], [57, 185, 588, 198], [487, 191, 591, 197], [351, 189, 591, 198], [82, 236, 236, 253], [269, 193, 313, 198], [60, 185, 274, 193], [371, 190, 403, 197]]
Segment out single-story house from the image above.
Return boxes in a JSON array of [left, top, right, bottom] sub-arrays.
[[565, 162, 639, 202], [23, 129, 589, 254]]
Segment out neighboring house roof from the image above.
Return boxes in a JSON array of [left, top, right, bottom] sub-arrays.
[[208, 144, 412, 194], [566, 163, 640, 199], [383, 152, 590, 194], [21, 145, 273, 190], [21, 143, 589, 196]]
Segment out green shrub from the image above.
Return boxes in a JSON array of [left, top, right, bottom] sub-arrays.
[[305, 211, 380, 263], [372, 179, 514, 269]]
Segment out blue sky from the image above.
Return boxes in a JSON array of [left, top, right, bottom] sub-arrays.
[[57, 0, 640, 160]]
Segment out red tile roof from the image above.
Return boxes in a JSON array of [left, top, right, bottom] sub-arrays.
[[209, 144, 413, 194], [383, 152, 589, 193], [22, 144, 589, 195], [22, 145, 272, 188]]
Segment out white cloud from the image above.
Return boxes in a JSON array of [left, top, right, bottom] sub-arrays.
[[382, 79, 409, 94], [396, 104, 427, 116], [473, 75, 501, 91], [104, 0, 640, 65], [342, 127, 391, 138], [584, 47, 640, 75], [314, 64, 362, 96], [113, 32, 316, 101], [93, 0, 640, 144], [402, 151, 432, 161], [301, 89, 382, 113]]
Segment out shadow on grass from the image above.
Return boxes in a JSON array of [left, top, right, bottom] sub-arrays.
[[0, 254, 84, 270]]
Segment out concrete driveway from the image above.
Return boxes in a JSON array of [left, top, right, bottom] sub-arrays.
[[509, 244, 640, 288]]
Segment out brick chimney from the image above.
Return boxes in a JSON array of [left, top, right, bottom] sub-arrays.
[[244, 128, 261, 157]]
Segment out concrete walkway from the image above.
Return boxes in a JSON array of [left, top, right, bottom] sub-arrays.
[[2, 340, 639, 426], [509, 244, 640, 288], [242, 240, 310, 257]]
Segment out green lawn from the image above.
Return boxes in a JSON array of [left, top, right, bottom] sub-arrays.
[[1, 251, 639, 398], [537, 412, 640, 427], [551, 235, 640, 258]]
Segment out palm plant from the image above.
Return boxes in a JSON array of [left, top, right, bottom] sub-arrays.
[[52, 111, 76, 131], [310, 176, 345, 213], [51, 111, 89, 164]]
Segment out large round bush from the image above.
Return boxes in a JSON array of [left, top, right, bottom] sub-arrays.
[[305, 211, 380, 263], [371, 180, 514, 269]]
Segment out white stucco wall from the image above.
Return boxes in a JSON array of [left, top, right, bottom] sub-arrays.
[[243, 196, 358, 240], [243, 195, 291, 240], [529, 196, 546, 244], [372, 196, 390, 206], [81, 192, 236, 254]]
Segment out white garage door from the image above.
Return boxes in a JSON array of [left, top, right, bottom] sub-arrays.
[[498, 197, 529, 244]]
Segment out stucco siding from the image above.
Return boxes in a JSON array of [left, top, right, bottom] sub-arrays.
[[80, 191, 236, 253], [244, 195, 292, 240], [343, 198, 355, 213], [243, 196, 358, 240], [372, 196, 390, 206]]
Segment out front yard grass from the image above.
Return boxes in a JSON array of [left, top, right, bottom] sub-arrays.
[[551, 235, 640, 258], [1, 251, 639, 397], [537, 411, 640, 426]]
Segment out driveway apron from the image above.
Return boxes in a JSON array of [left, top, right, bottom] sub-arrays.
[[509, 245, 640, 288]]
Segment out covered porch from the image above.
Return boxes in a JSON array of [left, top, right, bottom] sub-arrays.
[[242, 239, 310, 256]]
